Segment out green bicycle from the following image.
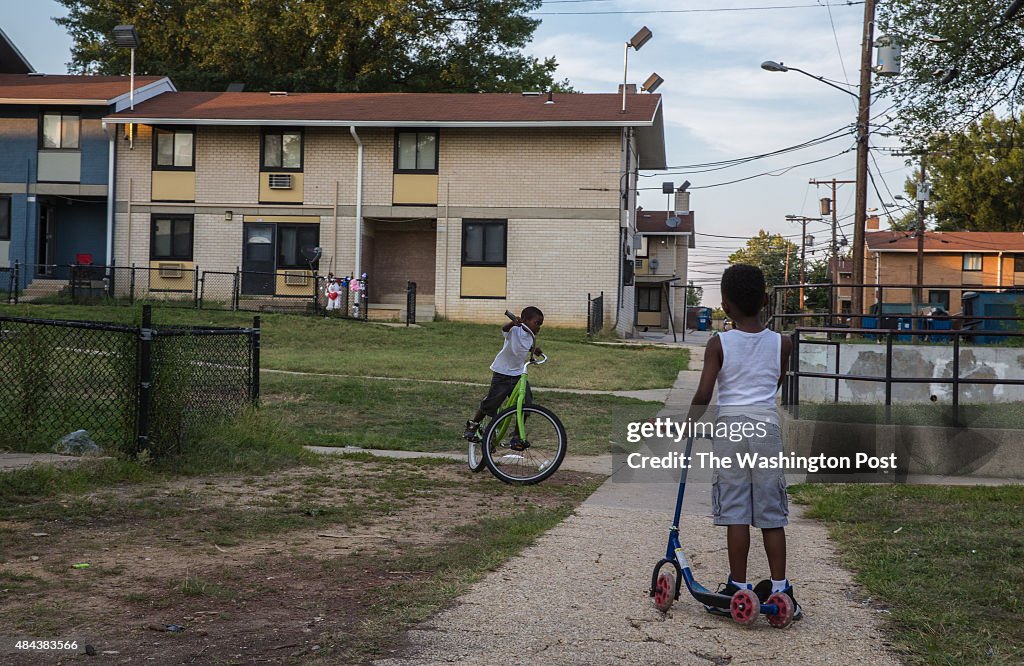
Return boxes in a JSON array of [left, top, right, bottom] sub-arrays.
[[466, 333, 567, 485]]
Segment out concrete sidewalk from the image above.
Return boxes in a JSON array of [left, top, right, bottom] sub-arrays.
[[375, 370, 900, 666]]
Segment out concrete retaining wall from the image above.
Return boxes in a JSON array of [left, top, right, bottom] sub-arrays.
[[797, 342, 1024, 404]]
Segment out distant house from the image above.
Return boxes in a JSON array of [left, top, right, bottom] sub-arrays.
[[633, 208, 694, 332], [0, 71, 174, 291], [102, 91, 667, 328], [864, 230, 1024, 313]]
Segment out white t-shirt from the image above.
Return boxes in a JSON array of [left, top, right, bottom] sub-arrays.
[[490, 325, 536, 376]]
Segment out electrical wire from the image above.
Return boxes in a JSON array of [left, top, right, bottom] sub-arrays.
[[533, 2, 865, 15]]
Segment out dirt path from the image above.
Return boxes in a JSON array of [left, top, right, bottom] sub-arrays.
[[375, 371, 901, 666]]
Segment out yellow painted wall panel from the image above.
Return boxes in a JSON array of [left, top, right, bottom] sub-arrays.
[[637, 311, 662, 326], [275, 270, 316, 296], [151, 171, 196, 202], [242, 215, 319, 224], [393, 174, 439, 205], [148, 260, 195, 291], [461, 266, 507, 298], [259, 172, 304, 203]]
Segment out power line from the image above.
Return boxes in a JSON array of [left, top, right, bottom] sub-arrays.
[[534, 2, 865, 15], [640, 146, 856, 190]]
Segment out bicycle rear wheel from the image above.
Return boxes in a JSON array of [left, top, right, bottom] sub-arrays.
[[482, 404, 566, 485]]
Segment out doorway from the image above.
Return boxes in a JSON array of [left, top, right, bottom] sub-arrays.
[[241, 223, 275, 294], [38, 204, 55, 274]]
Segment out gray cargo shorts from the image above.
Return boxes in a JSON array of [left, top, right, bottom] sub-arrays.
[[711, 418, 789, 529]]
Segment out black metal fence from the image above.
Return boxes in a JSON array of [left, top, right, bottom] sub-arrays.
[[2, 261, 382, 319], [0, 305, 259, 458], [587, 291, 605, 336], [406, 281, 417, 326]]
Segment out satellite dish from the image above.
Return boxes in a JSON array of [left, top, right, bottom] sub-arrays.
[[666, 216, 682, 228]]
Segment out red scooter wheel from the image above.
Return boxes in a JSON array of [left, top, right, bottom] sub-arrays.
[[654, 570, 675, 612], [730, 588, 758, 626], [766, 592, 794, 628]]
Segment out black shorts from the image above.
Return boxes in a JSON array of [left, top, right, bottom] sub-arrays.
[[478, 372, 532, 418]]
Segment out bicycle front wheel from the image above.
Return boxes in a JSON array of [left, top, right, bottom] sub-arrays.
[[482, 404, 567, 485]]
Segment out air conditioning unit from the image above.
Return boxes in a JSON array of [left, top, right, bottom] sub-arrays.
[[635, 258, 646, 270], [284, 271, 309, 286], [157, 262, 184, 279], [268, 173, 293, 189]]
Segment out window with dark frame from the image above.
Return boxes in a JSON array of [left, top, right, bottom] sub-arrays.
[[637, 286, 661, 312], [0, 196, 10, 240], [462, 220, 506, 266], [150, 215, 194, 261], [277, 225, 319, 269], [394, 130, 439, 173], [153, 127, 195, 170], [261, 129, 303, 171], [40, 111, 80, 149], [1015, 254, 1024, 273], [928, 290, 950, 311], [962, 253, 983, 271]]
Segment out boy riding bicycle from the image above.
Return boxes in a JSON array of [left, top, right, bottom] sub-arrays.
[[463, 306, 544, 450]]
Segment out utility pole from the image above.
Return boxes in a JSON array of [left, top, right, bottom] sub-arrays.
[[786, 215, 821, 310], [915, 155, 927, 313], [851, 0, 876, 319], [810, 178, 855, 317]]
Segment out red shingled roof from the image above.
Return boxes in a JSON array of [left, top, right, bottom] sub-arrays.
[[635, 209, 696, 247], [104, 91, 661, 125], [0, 74, 166, 103], [866, 230, 1024, 252]]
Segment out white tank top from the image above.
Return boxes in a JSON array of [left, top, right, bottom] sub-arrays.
[[716, 328, 781, 423]]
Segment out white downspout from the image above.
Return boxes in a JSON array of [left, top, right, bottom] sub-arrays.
[[105, 128, 115, 268], [350, 126, 364, 279], [998, 251, 1003, 289]]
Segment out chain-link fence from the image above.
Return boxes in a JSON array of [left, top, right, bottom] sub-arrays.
[[0, 306, 259, 458]]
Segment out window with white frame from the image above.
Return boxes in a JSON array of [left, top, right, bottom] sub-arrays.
[[962, 253, 983, 272]]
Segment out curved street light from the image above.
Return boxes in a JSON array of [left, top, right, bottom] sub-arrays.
[[760, 61, 860, 99]]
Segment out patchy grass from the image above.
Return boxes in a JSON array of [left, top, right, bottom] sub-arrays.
[[261, 372, 661, 456], [0, 303, 687, 390], [792, 484, 1024, 665], [1, 455, 602, 662]]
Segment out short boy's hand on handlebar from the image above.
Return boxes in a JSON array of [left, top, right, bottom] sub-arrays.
[[532, 346, 543, 356]]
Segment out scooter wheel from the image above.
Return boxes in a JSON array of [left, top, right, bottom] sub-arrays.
[[730, 588, 758, 626], [653, 570, 675, 612], [766, 592, 794, 628]]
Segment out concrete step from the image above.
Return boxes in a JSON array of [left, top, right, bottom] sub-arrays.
[[20, 279, 67, 301]]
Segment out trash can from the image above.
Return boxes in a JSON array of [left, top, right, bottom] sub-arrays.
[[862, 316, 878, 340], [897, 317, 913, 342], [929, 309, 952, 343], [697, 311, 710, 331]]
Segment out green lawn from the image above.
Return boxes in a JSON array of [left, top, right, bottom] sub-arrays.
[[0, 303, 688, 390], [262, 372, 661, 456], [792, 484, 1024, 665]]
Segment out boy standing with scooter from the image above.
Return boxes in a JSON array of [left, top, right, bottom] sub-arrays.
[[687, 263, 801, 619]]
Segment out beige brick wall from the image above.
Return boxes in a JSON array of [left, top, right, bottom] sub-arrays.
[[195, 127, 259, 203], [436, 217, 619, 327]]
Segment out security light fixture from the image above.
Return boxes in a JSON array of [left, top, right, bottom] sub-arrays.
[[112, 25, 139, 48], [630, 26, 653, 51], [641, 72, 664, 93], [224, 210, 233, 221], [677, 181, 690, 193], [622, 26, 654, 112]]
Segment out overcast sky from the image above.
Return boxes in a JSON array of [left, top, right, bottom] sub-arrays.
[[2, 0, 913, 305]]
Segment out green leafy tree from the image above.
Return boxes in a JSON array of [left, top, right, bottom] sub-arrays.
[[56, 0, 572, 93], [876, 1, 1024, 142], [728, 230, 801, 311], [685, 281, 703, 306], [916, 113, 1024, 231]]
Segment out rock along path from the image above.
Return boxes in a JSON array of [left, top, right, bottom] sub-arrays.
[[373, 367, 901, 666]]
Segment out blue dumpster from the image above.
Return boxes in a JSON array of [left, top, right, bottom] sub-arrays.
[[862, 316, 878, 340], [928, 317, 952, 343], [697, 310, 711, 331]]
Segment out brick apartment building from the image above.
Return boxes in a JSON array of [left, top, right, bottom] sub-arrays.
[[864, 230, 1024, 313], [103, 91, 666, 331], [633, 208, 693, 331]]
